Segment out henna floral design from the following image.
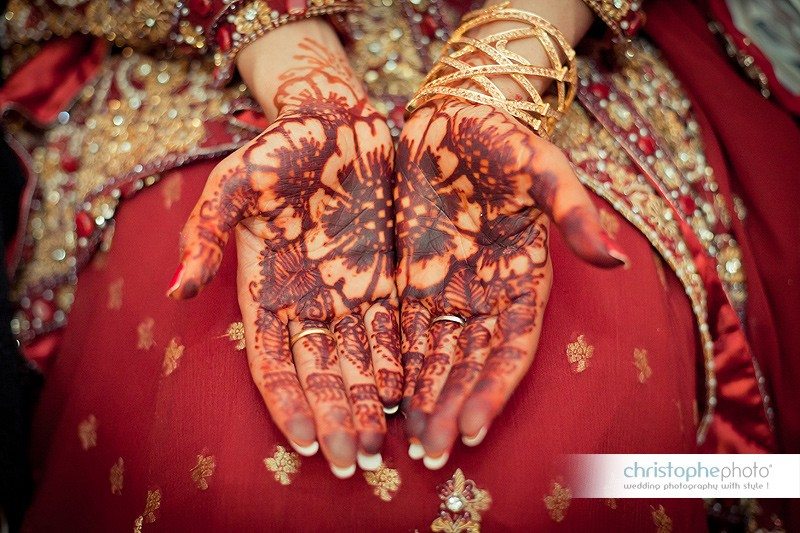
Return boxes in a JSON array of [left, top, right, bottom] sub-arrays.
[[172, 39, 402, 472], [395, 97, 627, 464]]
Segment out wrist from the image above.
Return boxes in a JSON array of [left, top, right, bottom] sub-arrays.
[[237, 19, 354, 120]]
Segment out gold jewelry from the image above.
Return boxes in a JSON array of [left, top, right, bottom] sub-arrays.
[[431, 314, 467, 327], [407, 2, 577, 138], [580, 0, 645, 42], [290, 327, 336, 348]]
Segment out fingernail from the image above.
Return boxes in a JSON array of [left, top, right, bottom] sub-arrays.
[[357, 451, 382, 471], [383, 404, 399, 415], [408, 441, 425, 460], [289, 440, 319, 457], [330, 463, 356, 479], [461, 426, 488, 447], [601, 233, 630, 268], [166, 263, 184, 297], [423, 452, 449, 470]]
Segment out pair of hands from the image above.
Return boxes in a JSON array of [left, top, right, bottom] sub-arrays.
[[167, 40, 626, 477]]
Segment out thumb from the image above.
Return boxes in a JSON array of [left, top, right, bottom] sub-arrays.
[[167, 162, 254, 299]]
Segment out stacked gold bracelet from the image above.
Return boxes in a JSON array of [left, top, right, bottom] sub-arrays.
[[581, 0, 645, 41], [406, 2, 577, 138]]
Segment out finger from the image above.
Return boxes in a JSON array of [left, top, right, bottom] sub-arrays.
[[364, 299, 403, 413], [241, 306, 317, 458], [168, 159, 255, 299], [399, 299, 431, 408], [289, 320, 358, 479], [459, 294, 546, 439], [407, 320, 462, 444], [526, 143, 629, 269], [333, 314, 386, 471], [422, 316, 495, 463]]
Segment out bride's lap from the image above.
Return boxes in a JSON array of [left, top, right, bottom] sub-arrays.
[[24, 160, 704, 531]]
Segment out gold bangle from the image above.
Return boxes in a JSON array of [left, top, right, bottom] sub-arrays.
[[289, 328, 337, 348], [406, 2, 577, 138], [580, 0, 645, 42]]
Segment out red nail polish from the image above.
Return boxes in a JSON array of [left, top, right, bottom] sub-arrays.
[[600, 233, 630, 268], [166, 263, 184, 297]]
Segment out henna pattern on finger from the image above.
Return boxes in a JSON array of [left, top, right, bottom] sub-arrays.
[[305, 373, 348, 403], [348, 383, 384, 430]]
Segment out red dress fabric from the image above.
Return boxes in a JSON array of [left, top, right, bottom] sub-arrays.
[[646, 0, 800, 454], [24, 160, 708, 531]]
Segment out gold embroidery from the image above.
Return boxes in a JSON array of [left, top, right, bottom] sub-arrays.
[[161, 172, 182, 209], [364, 463, 401, 502], [141, 489, 161, 524], [134, 516, 143, 533], [599, 208, 620, 239], [543, 481, 572, 522], [264, 445, 300, 485], [567, 334, 594, 373], [137, 318, 156, 350], [110, 457, 125, 495], [162, 337, 185, 376], [651, 505, 673, 533], [431, 469, 492, 533], [634, 348, 652, 384], [108, 278, 124, 310], [606, 498, 617, 509], [191, 453, 216, 490], [78, 414, 98, 450], [225, 321, 246, 351]]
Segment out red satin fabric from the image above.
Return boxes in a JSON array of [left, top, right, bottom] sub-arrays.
[[0, 36, 107, 127], [646, 0, 800, 454]]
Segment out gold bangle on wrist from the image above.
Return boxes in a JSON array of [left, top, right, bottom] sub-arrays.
[[406, 2, 577, 138]]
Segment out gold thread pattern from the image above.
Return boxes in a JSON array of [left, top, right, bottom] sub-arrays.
[[651, 505, 673, 533], [431, 469, 492, 532], [137, 317, 156, 350], [634, 347, 652, 384], [264, 445, 301, 485], [162, 337, 185, 376], [191, 453, 216, 490], [78, 414, 98, 450], [543, 481, 572, 522], [110, 457, 125, 495], [108, 278, 124, 310], [363, 463, 401, 502], [566, 334, 594, 373], [225, 321, 246, 351]]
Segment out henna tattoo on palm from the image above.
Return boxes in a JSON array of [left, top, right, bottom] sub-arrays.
[[174, 39, 402, 471], [395, 98, 626, 463]]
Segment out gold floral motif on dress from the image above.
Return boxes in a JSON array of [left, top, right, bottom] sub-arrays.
[[634, 347, 652, 384], [225, 321, 246, 351], [161, 172, 182, 209], [431, 469, 491, 533], [264, 445, 301, 485], [543, 481, 572, 522], [566, 334, 594, 373], [605, 498, 617, 509], [110, 457, 125, 495], [191, 453, 216, 490], [363, 463, 401, 502], [108, 278, 124, 310], [78, 414, 98, 450], [651, 504, 673, 533], [162, 337, 185, 376], [137, 318, 156, 350], [135, 488, 161, 527]]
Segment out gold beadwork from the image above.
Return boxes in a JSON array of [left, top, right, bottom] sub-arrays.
[[407, 2, 576, 137]]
